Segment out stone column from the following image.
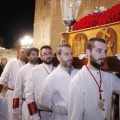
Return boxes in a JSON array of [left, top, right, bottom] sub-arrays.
[[33, 0, 66, 53], [33, 0, 51, 49], [49, 0, 66, 53]]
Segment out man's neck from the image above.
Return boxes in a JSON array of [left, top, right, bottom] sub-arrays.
[[87, 62, 98, 71], [60, 64, 71, 73], [29, 62, 36, 65], [19, 59, 25, 63], [43, 62, 52, 66]]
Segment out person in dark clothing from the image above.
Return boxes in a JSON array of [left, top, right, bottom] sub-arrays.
[[0, 58, 7, 76]]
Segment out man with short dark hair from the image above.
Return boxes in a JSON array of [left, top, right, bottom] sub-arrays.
[[40, 43, 78, 120], [25, 45, 56, 120], [68, 38, 120, 120], [13, 47, 39, 120], [0, 48, 27, 120]]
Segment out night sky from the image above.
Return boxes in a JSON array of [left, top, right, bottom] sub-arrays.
[[0, 0, 35, 49]]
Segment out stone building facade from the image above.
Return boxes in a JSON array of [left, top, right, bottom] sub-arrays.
[[0, 49, 17, 63], [33, 0, 120, 53]]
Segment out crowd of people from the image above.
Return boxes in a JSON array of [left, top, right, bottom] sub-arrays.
[[0, 37, 120, 120]]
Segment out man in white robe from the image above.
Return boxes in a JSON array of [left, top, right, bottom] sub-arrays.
[[40, 43, 78, 120], [0, 48, 27, 120], [68, 37, 120, 120], [25, 46, 56, 120], [13, 47, 39, 120], [0, 93, 8, 120]]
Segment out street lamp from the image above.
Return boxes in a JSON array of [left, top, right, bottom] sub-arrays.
[[20, 35, 33, 48], [60, 0, 82, 32]]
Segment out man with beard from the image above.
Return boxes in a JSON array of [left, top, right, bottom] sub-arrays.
[[40, 43, 78, 120], [0, 48, 27, 120], [13, 47, 39, 120], [68, 38, 120, 120], [25, 45, 56, 120]]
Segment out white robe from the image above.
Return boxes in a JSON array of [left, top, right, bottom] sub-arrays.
[[25, 63, 56, 120], [68, 65, 120, 120], [40, 65, 78, 120], [0, 93, 8, 120], [0, 59, 25, 120], [13, 62, 37, 120]]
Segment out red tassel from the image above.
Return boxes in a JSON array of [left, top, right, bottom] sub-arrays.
[[28, 101, 37, 115], [0, 84, 3, 93], [13, 98, 19, 108]]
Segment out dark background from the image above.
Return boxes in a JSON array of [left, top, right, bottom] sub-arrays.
[[0, 0, 35, 48]]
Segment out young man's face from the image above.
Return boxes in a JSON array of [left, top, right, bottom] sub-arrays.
[[89, 41, 107, 68], [28, 51, 39, 64], [40, 48, 53, 64], [58, 46, 73, 67]]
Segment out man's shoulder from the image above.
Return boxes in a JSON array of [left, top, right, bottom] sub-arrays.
[[46, 67, 59, 78], [72, 67, 79, 72], [51, 66, 59, 73], [9, 59, 17, 63], [17, 63, 28, 71], [34, 64, 43, 69], [6, 59, 18, 66], [101, 70, 115, 77], [29, 64, 42, 73]]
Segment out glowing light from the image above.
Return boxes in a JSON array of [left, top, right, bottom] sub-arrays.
[[20, 35, 33, 48]]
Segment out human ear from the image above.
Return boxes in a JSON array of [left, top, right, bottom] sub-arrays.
[[56, 54, 61, 61], [86, 49, 91, 57], [27, 56, 30, 60]]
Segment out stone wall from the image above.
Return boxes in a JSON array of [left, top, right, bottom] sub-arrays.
[[33, 0, 51, 49], [0, 49, 17, 62], [33, 0, 120, 53]]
